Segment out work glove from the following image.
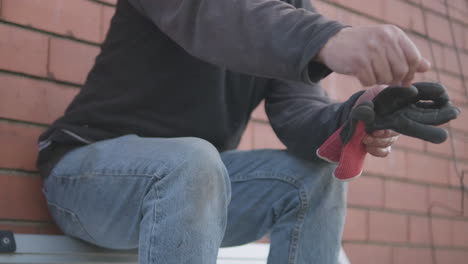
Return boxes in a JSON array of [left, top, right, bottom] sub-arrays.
[[317, 82, 461, 181]]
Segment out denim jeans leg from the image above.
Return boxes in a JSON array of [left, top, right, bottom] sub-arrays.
[[220, 149, 346, 264], [42, 135, 231, 264]]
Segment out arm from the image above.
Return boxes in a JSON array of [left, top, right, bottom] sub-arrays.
[[128, 0, 345, 83], [265, 79, 361, 161]]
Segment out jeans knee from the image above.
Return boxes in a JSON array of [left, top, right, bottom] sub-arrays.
[[172, 137, 231, 205]]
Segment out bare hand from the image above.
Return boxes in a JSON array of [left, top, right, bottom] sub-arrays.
[[316, 25, 431, 87], [363, 129, 399, 157], [355, 85, 400, 157]]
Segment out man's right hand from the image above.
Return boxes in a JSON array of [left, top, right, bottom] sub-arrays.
[[316, 25, 431, 87]]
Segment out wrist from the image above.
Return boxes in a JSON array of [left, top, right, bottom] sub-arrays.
[[313, 27, 349, 64]]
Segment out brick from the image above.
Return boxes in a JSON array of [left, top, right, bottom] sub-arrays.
[[394, 135, 425, 151], [439, 73, 465, 93], [450, 105, 468, 133], [465, 28, 468, 51], [452, 135, 468, 160], [382, 0, 416, 30], [0, 174, 51, 221], [419, 0, 446, 12], [364, 149, 407, 178], [348, 176, 384, 208], [0, 122, 44, 171], [409, 216, 452, 246], [459, 50, 468, 78], [442, 47, 461, 74], [448, 7, 468, 26], [2, 0, 101, 42], [344, 244, 392, 264], [425, 138, 453, 157], [322, 74, 361, 102], [0, 24, 48, 76], [426, 12, 452, 44], [428, 187, 468, 216], [447, 88, 468, 106], [0, 224, 39, 234], [251, 122, 284, 149], [237, 122, 253, 150], [48, 38, 100, 84], [256, 236, 270, 244], [369, 211, 408, 243], [435, 249, 468, 264], [331, 0, 384, 19], [342, 11, 378, 28], [343, 208, 367, 241], [393, 247, 433, 264], [313, 1, 338, 20], [0, 74, 78, 124], [411, 36, 435, 68], [450, 23, 466, 53], [38, 223, 63, 235], [409, 5, 426, 33], [448, 161, 468, 191], [100, 5, 115, 42], [385, 181, 428, 213], [406, 153, 449, 185], [251, 100, 267, 121], [99, 0, 117, 4], [452, 220, 468, 247]]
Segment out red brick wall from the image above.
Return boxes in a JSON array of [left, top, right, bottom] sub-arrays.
[[0, 0, 115, 235], [0, 0, 467, 263]]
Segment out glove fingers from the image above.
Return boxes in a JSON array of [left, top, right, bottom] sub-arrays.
[[395, 115, 448, 143], [372, 85, 418, 115], [412, 82, 449, 107], [403, 104, 460, 126], [351, 101, 375, 125]]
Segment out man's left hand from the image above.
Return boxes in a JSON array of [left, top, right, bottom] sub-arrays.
[[363, 129, 399, 157]]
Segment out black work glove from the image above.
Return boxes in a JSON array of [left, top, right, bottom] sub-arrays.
[[351, 82, 460, 144], [318, 82, 460, 181]]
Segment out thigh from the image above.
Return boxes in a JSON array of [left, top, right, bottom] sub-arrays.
[[220, 149, 341, 247], [43, 135, 221, 249]]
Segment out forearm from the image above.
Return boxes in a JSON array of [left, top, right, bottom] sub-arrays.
[[266, 80, 362, 160], [129, 0, 345, 83]]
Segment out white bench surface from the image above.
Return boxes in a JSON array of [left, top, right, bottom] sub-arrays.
[[0, 234, 349, 264]]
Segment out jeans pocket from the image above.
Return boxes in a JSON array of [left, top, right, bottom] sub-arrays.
[[47, 202, 96, 245]]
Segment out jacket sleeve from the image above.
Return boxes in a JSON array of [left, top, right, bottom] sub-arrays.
[[128, 0, 346, 84], [265, 79, 362, 161]]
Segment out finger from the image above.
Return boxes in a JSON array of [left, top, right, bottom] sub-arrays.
[[371, 129, 400, 138], [404, 105, 460, 125], [357, 60, 378, 86], [395, 115, 448, 143], [417, 57, 431, 72], [363, 135, 398, 148], [402, 72, 414, 88], [386, 39, 408, 85], [398, 34, 422, 86], [372, 47, 393, 84], [412, 82, 449, 107], [366, 146, 391, 157], [352, 102, 375, 124], [372, 85, 418, 115]]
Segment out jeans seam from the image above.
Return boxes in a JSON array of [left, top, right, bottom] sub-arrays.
[[46, 201, 97, 244], [287, 187, 309, 264], [50, 172, 166, 179], [230, 172, 302, 189], [147, 183, 160, 264]]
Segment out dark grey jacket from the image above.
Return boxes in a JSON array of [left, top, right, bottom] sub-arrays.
[[38, 0, 359, 175]]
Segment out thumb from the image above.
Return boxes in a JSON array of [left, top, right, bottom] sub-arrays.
[[416, 57, 431, 72]]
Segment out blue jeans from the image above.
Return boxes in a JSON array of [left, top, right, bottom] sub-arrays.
[[42, 135, 347, 264]]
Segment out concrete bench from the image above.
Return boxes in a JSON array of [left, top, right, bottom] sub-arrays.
[[0, 231, 350, 263]]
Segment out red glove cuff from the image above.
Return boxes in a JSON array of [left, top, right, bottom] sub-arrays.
[[317, 121, 368, 181]]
